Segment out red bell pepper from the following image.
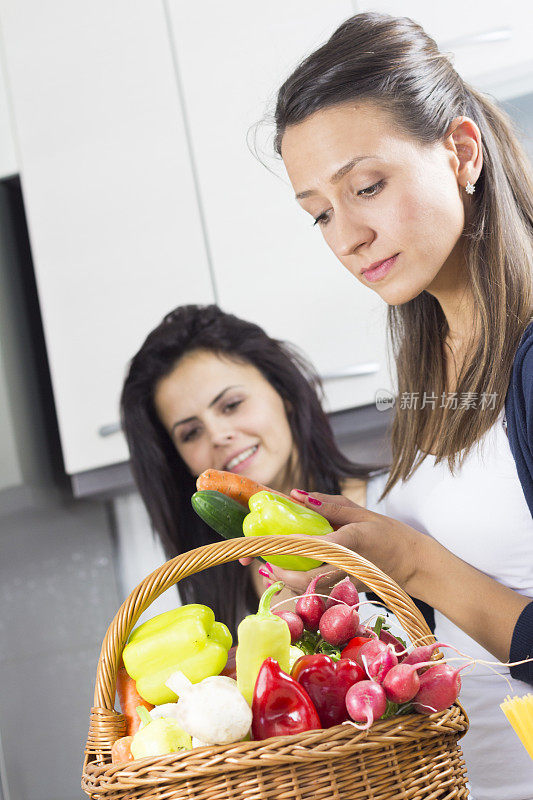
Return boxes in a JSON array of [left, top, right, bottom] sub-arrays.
[[291, 654, 365, 728], [340, 636, 372, 662], [251, 658, 321, 740]]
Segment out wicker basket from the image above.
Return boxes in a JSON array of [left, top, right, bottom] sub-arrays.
[[82, 535, 469, 800]]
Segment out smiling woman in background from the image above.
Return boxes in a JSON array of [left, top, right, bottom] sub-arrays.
[[120, 303, 372, 637], [258, 11, 533, 799]]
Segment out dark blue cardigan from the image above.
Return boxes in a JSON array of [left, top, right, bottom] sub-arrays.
[[505, 321, 533, 684]]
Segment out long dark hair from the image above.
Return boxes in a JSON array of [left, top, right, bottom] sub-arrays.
[[121, 304, 372, 636], [273, 12, 533, 496]]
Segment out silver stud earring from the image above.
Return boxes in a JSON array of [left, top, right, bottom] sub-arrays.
[[465, 180, 476, 195]]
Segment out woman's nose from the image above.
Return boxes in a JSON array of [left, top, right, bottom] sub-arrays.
[[334, 209, 374, 258], [211, 429, 235, 447]]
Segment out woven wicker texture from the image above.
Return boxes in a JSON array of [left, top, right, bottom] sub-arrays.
[[82, 535, 469, 799]]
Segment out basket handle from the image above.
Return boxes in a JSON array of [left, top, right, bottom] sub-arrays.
[[92, 535, 433, 711]]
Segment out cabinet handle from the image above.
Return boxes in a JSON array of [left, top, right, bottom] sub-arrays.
[[320, 362, 380, 381], [441, 28, 512, 50], [98, 422, 122, 437]]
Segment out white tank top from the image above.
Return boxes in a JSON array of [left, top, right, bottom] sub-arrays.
[[368, 412, 533, 800]]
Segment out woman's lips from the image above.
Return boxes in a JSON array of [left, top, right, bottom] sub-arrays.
[[225, 444, 259, 472], [362, 253, 399, 283]]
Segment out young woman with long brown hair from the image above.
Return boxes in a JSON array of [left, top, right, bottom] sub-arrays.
[[250, 12, 533, 798], [120, 303, 376, 638]]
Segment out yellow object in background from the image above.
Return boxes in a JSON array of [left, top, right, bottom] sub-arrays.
[[500, 694, 533, 760]]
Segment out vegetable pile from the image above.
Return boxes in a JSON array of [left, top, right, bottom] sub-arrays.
[[110, 471, 463, 763]]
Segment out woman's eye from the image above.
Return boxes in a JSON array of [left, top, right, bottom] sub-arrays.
[[312, 181, 385, 228], [223, 399, 243, 413], [181, 427, 200, 443], [313, 211, 330, 228], [357, 179, 385, 198]]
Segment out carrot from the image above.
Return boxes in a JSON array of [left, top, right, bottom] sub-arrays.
[[196, 469, 289, 507], [116, 658, 153, 736], [111, 735, 134, 764]]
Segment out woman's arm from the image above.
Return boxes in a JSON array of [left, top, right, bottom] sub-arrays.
[[408, 529, 530, 662], [267, 492, 531, 666]]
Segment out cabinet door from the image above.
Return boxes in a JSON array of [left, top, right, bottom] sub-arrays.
[[166, 0, 391, 414], [355, 1, 533, 98], [0, 0, 214, 474]]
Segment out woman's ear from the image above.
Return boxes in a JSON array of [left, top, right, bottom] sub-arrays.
[[444, 115, 483, 190]]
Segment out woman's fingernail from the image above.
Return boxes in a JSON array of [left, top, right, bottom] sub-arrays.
[[265, 562, 274, 574], [258, 567, 270, 578], [294, 489, 309, 495], [308, 497, 322, 506]]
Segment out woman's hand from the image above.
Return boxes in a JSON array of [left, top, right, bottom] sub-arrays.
[[262, 490, 532, 665], [259, 490, 422, 595], [241, 489, 423, 597], [237, 491, 366, 572]]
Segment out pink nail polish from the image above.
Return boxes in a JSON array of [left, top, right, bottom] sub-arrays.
[[294, 489, 309, 495], [308, 497, 322, 506], [265, 562, 274, 574], [258, 567, 270, 578]]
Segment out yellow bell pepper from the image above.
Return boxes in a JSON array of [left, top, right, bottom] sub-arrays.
[[243, 491, 332, 571], [122, 604, 232, 705], [130, 706, 192, 758], [236, 581, 290, 705]]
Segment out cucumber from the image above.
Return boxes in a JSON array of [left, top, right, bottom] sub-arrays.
[[191, 490, 248, 540]]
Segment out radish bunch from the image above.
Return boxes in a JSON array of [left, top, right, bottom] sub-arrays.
[[277, 576, 463, 729]]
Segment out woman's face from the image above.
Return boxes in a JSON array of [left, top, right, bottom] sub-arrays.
[[153, 349, 295, 489], [281, 102, 471, 306]]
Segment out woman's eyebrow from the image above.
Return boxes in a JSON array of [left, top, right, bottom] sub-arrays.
[[295, 155, 378, 199], [171, 385, 243, 431]]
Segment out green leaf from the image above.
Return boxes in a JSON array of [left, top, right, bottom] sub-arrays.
[[373, 615, 385, 636], [294, 630, 320, 655], [381, 700, 399, 719], [316, 640, 342, 661], [396, 702, 414, 716]]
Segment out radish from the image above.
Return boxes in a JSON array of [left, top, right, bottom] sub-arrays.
[[378, 629, 407, 659], [319, 604, 359, 646], [381, 663, 421, 703], [296, 576, 325, 632], [355, 624, 375, 638], [273, 611, 304, 644], [326, 577, 359, 609], [413, 663, 463, 714], [402, 642, 445, 668], [345, 680, 387, 729], [357, 640, 398, 682]]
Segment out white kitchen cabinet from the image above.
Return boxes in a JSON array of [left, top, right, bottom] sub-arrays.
[[355, 1, 533, 99], [166, 0, 391, 415], [0, 1, 214, 474]]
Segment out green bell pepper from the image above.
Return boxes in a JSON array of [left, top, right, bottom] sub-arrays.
[[243, 490, 332, 570], [122, 604, 232, 705]]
